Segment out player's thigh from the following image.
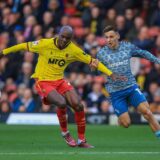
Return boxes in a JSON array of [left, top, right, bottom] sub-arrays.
[[47, 90, 67, 107], [128, 87, 147, 109], [35, 80, 65, 106], [111, 96, 128, 117], [137, 101, 150, 115], [64, 89, 82, 110]]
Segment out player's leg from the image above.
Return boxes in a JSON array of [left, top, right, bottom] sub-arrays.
[[64, 89, 94, 148], [111, 91, 131, 128], [35, 80, 76, 147], [47, 90, 77, 147], [128, 86, 160, 138], [46, 90, 67, 107], [35, 80, 68, 108], [113, 100, 131, 128], [56, 107, 67, 132], [137, 102, 160, 138], [118, 112, 131, 128]]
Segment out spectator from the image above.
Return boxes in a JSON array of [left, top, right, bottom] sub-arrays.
[[101, 8, 117, 30], [83, 33, 98, 53], [150, 88, 160, 114], [126, 16, 145, 41], [30, 0, 44, 23], [24, 15, 37, 41], [42, 11, 54, 31], [147, 82, 159, 103], [16, 62, 34, 88], [150, 0, 160, 26], [86, 82, 106, 113], [0, 100, 11, 114], [84, 7, 102, 35], [132, 26, 154, 51], [115, 15, 128, 40], [124, 8, 135, 31], [48, 0, 64, 26], [13, 88, 36, 113], [22, 4, 33, 19], [32, 24, 43, 40], [99, 100, 114, 114]]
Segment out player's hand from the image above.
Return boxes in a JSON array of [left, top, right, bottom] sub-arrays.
[[110, 73, 128, 81], [89, 59, 99, 71]]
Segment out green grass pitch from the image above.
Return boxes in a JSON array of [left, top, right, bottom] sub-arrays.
[[0, 124, 159, 160]]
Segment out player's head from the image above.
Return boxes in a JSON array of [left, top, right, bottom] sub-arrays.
[[58, 25, 73, 48], [103, 25, 120, 49]]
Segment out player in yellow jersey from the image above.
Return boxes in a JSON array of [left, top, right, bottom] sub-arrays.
[[0, 26, 126, 148]]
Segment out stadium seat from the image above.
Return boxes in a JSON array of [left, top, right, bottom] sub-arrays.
[[96, 37, 107, 46], [69, 17, 83, 28], [74, 27, 85, 38], [148, 27, 160, 37], [65, 8, 77, 16]]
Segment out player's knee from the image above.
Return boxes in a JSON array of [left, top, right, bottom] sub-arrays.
[[119, 119, 131, 128], [74, 103, 84, 112], [142, 109, 153, 120], [57, 99, 67, 108], [123, 122, 130, 128]]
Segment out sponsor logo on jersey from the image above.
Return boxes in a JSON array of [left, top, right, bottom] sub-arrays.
[[48, 58, 65, 67], [109, 60, 128, 68]]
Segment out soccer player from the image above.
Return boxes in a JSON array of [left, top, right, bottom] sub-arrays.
[[0, 26, 126, 148], [94, 25, 160, 138]]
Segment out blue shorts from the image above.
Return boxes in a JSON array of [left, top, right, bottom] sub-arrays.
[[110, 84, 147, 116]]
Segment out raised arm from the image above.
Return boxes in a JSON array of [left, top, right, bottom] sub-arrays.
[[130, 43, 160, 64]]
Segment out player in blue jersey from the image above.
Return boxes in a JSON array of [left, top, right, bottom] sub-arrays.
[[94, 25, 160, 138]]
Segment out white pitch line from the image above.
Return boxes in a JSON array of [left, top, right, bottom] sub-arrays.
[[0, 152, 160, 155]]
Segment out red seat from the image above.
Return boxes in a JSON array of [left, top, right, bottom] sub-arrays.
[[74, 27, 85, 38], [148, 27, 160, 37], [69, 17, 83, 28], [96, 37, 107, 46]]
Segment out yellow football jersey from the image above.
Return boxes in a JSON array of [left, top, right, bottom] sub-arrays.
[[27, 38, 91, 80]]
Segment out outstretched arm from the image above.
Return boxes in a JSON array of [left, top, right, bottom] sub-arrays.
[[74, 50, 113, 76], [90, 59, 127, 81], [75, 51, 127, 81], [0, 43, 28, 58], [131, 44, 160, 64], [0, 40, 44, 58]]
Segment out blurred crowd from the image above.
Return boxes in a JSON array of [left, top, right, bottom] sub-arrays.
[[0, 0, 160, 115]]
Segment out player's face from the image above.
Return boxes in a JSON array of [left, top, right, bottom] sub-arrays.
[[104, 31, 119, 49], [58, 31, 72, 48]]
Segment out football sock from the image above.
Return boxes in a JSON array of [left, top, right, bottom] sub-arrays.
[[56, 108, 68, 132], [155, 130, 160, 138], [75, 111, 86, 141]]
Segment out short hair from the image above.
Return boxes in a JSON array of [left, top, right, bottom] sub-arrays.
[[103, 25, 117, 33]]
